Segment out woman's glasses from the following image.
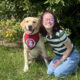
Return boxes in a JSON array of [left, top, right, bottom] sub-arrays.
[[43, 18, 54, 22]]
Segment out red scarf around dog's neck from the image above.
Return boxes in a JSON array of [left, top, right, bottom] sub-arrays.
[[24, 33, 39, 50]]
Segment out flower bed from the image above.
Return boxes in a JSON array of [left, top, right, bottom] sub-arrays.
[[0, 38, 22, 47]]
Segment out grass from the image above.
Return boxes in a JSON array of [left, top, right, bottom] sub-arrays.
[[0, 45, 80, 80]]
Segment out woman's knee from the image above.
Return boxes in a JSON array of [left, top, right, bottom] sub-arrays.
[[47, 67, 55, 75], [54, 70, 66, 78], [47, 69, 53, 75], [47, 62, 55, 75]]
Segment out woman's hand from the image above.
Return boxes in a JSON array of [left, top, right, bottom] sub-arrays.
[[53, 60, 62, 68]]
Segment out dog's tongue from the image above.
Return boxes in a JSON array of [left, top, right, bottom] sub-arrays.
[[28, 30, 32, 34]]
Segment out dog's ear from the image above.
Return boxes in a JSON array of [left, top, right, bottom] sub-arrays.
[[20, 18, 26, 30]]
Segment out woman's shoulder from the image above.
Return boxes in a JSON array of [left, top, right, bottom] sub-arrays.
[[56, 29, 65, 37]]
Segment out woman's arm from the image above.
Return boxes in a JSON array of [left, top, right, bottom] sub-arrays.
[[53, 39, 73, 68], [60, 39, 72, 62]]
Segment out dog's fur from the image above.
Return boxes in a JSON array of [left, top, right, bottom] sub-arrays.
[[20, 17, 49, 72]]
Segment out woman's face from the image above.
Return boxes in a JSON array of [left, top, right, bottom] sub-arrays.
[[42, 13, 54, 30]]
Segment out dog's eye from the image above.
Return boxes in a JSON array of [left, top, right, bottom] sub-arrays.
[[33, 21, 36, 23]]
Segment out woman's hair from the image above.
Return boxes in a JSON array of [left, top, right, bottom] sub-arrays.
[[39, 10, 61, 36]]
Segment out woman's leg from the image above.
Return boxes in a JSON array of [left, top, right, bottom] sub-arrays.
[[47, 49, 79, 78], [47, 56, 61, 75], [54, 49, 79, 78]]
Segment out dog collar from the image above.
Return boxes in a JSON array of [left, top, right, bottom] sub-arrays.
[[24, 33, 39, 50]]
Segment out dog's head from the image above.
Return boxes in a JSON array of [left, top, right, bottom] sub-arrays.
[[20, 17, 39, 35]]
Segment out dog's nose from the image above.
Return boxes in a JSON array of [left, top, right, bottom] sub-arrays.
[[28, 25, 32, 30]]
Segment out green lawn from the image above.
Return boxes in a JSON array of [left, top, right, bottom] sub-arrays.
[[0, 45, 80, 80]]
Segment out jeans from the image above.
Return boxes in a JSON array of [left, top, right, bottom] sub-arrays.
[[47, 49, 79, 78]]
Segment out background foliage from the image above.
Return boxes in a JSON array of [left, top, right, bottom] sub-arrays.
[[0, 0, 80, 46]]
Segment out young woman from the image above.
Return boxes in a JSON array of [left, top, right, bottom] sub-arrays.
[[39, 11, 79, 78]]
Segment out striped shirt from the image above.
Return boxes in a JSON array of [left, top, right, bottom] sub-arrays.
[[46, 30, 73, 56]]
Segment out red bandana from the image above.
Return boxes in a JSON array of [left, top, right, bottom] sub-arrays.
[[24, 33, 39, 50]]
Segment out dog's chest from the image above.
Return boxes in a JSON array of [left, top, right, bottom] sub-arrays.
[[28, 46, 41, 58]]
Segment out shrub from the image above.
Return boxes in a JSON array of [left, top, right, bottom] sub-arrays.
[[0, 19, 23, 42]]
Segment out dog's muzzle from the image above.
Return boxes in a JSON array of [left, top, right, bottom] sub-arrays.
[[28, 25, 33, 31]]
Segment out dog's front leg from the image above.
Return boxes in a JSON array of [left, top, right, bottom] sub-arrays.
[[24, 49, 29, 72], [41, 49, 49, 68], [44, 58, 49, 68], [42, 55, 49, 68], [39, 39, 49, 68]]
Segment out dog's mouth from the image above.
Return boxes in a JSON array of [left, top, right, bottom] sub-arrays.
[[27, 29, 34, 34], [26, 25, 35, 34]]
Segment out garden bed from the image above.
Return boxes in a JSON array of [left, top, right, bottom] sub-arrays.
[[0, 38, 22, 48]]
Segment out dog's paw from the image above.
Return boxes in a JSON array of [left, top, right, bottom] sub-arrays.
[[23, 66, 28, 72]]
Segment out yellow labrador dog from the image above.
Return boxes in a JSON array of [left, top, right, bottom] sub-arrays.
[[20, 17, 49, 72]]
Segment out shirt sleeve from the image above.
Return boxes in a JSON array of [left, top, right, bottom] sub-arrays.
[[56, 30, 68, 43]]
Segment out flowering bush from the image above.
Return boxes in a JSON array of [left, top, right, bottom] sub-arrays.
[[0, 19, 23, 42]]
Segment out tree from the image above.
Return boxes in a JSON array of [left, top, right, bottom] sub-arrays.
[[44, 0, 80, 45]]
